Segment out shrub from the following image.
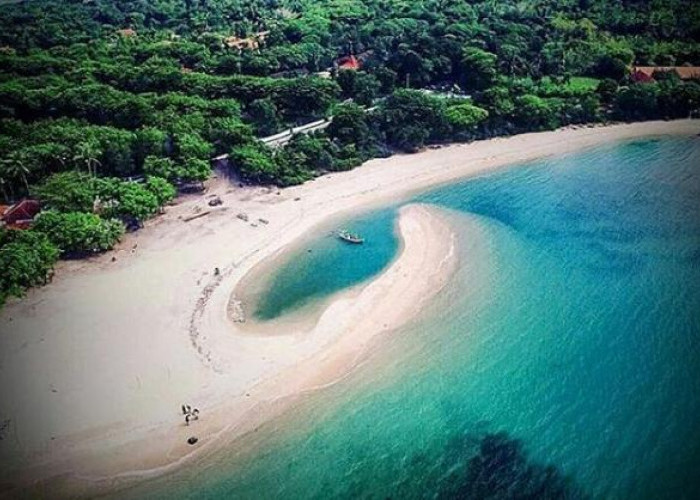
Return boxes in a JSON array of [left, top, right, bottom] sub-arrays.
[[95, 178, 160, 223], [32, 171, 95, 212], [34, 210, 124, 255], [445, 103, 489, 134], [145, 176, 176, 206], [378, 90, 450, 151], [230, 143, 280, 184], [143, 156, 178, 181], [0, 229, 59, 305], [614, 84, 660, 120]]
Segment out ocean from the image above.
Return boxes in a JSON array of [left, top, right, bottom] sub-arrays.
[[121, 136, 700, 499]]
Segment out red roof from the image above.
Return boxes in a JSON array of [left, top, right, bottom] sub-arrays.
[[1, 199, 41, 226], [631, 69, 655, 83], [631, 66, 700, 82], [338, 55, 360, 70]]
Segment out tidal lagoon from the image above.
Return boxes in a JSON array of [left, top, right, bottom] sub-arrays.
[[119, 136, 700, 499]]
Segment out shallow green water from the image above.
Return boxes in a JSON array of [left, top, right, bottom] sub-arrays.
[[252, 207, 400, 320], [123, 136, 700, 499]]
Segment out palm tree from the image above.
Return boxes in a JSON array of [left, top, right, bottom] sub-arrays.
[[1, 151, 30, 196], [0, 169, 12, 202], [73, 140, 102, 177]]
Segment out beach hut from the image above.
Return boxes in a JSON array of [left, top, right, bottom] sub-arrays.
[[337, 55, 360, 71], [631, 66, 700, 82], [0, 199, 41, 229], [116, 28, 137, 38], [224, 31, 270, 51]]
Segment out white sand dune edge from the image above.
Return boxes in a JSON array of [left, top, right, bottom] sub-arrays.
[[0, 120, 698, 496], [2, 204, 458, 496]]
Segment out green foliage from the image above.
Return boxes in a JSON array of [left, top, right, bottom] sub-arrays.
[[336, 70, 380, 106], [134, 127, 168, 167], [0, 229, 59, 305], [34, 210, 124, 255], [0, 0, 698, 300], [175, 133, 213, 162], [34, 171, 168, 224], [327, 103, 372, 151], [208, 117, 254, 153], [94, 178, 160, 223], [614, 84, 660, 120], [32, 171, 96, 213], [284, 135, 337, 172], [145, 176, 177, 206], [179, 159, 211, 183], [445, 103, 489, 133], [596, 78, 619, 103], [460, 48, 498, 91], [143, 155, 209, 183], [274, 77, 341, 118], [512, 95, 559, 131], [594, 55, 629, 81], [143, 157, 179, 182], [567, 77, 602, 93], [248, 98, 281, 136], [230, 143, 280, 185], [378, 90, 449, 151], [480, 86, 516, 119]]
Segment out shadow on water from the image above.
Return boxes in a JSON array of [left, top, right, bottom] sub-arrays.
[[435, 432, 588, 500], [328, 430, 588, 500]]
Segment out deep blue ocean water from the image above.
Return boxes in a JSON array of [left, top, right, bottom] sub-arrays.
[[122, 136, 700, 499]]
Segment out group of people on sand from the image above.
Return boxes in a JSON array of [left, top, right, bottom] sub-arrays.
[[181, 404, 200, 425]]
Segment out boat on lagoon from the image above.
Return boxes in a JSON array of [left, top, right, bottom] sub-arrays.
[[337, 230, 364, 244]]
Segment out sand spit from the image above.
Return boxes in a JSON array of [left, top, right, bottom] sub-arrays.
[[0, 120, 698, 496]]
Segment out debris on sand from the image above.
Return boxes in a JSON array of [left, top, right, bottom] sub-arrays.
[[183, 211, 211, 222], [236, 212, 249, 222], [208, 196, 223, 207], [187, 436, 198, 445], [228, 299, 246, 323]]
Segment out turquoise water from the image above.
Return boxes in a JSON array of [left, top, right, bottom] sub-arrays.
[[124, 136, 700, 499], [253, 207, 400, 320]]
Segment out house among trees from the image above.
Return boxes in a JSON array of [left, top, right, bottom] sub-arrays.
[[116, 28, 137, 38], [337, 55, 360, 71], [225, 31, 270, 50], [0, 199, 41, 230], [631, 66, 700, 83]]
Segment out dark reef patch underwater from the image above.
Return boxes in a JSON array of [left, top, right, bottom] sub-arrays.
[[435, 432, 587, 500]]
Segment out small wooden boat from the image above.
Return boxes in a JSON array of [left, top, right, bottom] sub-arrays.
[[338, 230, 364, 244]]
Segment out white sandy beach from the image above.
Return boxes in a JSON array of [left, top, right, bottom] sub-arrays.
[[0, 119, 698, 497]]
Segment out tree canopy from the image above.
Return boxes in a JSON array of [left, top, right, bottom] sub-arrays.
[[1, 0, 699, 302]]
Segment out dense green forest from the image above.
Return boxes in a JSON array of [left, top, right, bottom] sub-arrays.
[[1, 0, 700, 304]]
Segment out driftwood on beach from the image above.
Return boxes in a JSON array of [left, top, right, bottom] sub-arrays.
[[183, 211, 211, 222]]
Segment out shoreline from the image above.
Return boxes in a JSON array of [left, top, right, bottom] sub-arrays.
[[0, 120, 698, 497]]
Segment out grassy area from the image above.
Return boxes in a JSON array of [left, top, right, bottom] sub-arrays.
[[567, 77, 601, 92]]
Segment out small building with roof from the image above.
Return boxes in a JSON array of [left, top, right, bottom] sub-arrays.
[[337, 55, 360, 71], [0, 199, 41, 230], [631, 66, 700, 82], [224, 31, 270, 50], [116, 28, 137, 38]]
